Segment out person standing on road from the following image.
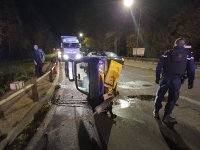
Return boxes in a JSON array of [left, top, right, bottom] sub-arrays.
[[39, 48, 45, 74], [153, 38, 195, 122], [31, 45, 43, 77]]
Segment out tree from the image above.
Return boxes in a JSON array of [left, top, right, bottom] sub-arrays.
[[0, 0, 26, 59], [126, 34, 137, 56], [168, 5, 200, 60], [84, 37, 99, 51]]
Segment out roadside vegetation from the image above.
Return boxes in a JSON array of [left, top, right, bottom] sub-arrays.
[[4, 101, 51, 149], [0, 53, 56, 97], [2, 84, 60, 149]]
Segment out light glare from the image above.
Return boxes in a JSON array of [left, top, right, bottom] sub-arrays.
[[63, 54, 69, 59], [124, 0, 133, 7], [76, 54, 82, 59]]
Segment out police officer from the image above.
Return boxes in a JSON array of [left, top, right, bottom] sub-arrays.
[[38, 48, 45, 74], [31, 45, 43, 77], [153, 38, 195, 122]]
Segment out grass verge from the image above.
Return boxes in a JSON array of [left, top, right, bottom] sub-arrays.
[[0, 53, 56, 97], [4, 101, 51, 150]]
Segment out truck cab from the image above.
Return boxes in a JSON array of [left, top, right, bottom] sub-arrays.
[[59, 36, 82, 61]]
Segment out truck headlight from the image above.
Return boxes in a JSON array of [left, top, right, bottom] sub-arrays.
[[76, 54, 82, 59], [63, 54, 69, 59]]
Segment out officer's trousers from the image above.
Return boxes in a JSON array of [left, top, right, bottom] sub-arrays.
[[34, 61, 42, 77], [154, 75, 181, 115]]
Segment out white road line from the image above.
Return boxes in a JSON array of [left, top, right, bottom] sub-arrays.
[[179, 96, 200, 106]]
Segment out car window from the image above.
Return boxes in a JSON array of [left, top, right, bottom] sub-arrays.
[[88, 52, 106, 56], [104, 52, 117, 57], [97, 52, 106, 56], [63, 43, 79, 48]]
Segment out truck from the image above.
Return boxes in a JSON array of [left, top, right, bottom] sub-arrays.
[[58, 36, 82, 61]]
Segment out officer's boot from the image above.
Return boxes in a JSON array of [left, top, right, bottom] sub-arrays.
[[107, 105, 117, 118], [162, 114, 176, 122], [153, 109, 159, 118]]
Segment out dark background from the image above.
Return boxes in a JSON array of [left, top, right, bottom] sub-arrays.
[[0, 0, 200, 59]]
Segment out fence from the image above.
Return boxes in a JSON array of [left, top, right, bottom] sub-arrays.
[[0, 64, 58, 107]]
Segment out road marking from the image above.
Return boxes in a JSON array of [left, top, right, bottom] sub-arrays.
[[179, 96, 200, 106]]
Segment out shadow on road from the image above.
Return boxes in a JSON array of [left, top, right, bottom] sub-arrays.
[[155, 118, 192, 150], [93, 113, 116, 150], [78, 120, 102, 150]]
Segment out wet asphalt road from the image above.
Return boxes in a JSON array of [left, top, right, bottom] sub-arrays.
[[27, 62, 200, 150]]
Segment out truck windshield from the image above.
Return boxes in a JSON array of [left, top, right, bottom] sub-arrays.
[[63, 43, 79, 48]]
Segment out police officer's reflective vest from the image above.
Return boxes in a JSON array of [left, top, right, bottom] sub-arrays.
[[163, 49, 188, 75]]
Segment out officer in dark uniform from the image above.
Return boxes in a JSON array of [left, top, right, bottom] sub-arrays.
[[31, 45, 43, 77], [153, 38, 195, 122]]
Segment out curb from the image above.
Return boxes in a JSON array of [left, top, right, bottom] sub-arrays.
[[25, 105, 57, 150], [124, 64, 156, 71]]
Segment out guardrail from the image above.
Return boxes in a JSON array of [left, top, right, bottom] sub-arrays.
[[0, 64, 58, 107], [0, 62, 60, 150]]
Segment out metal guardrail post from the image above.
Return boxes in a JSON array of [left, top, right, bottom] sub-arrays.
[[49, 67, 53, 82], [49, 64, 56, 82], [30, 77, 38, 102]]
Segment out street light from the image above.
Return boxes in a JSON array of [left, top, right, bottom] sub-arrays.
[[124, 0, 133, 7], [136, 6, 141, 54], [124, 0, 141, 57], [79, 33, 83, 37]]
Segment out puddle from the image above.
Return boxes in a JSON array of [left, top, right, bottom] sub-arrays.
[[117, 81, 153, 89], [113, 94, 167, 108], [114, 95, 156, 108], [127, 95, 155, 101], [126, 95, 168, 102], [142, 84, 152, 87], [114, 99, 130, 108]]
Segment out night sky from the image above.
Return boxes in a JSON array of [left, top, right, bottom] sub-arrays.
[[33, 0, 136, 39], [30, 0, 200, 57], [34, 0, 93, 38], [32, 0, 175, 37], [1, 0, 199, 59]]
